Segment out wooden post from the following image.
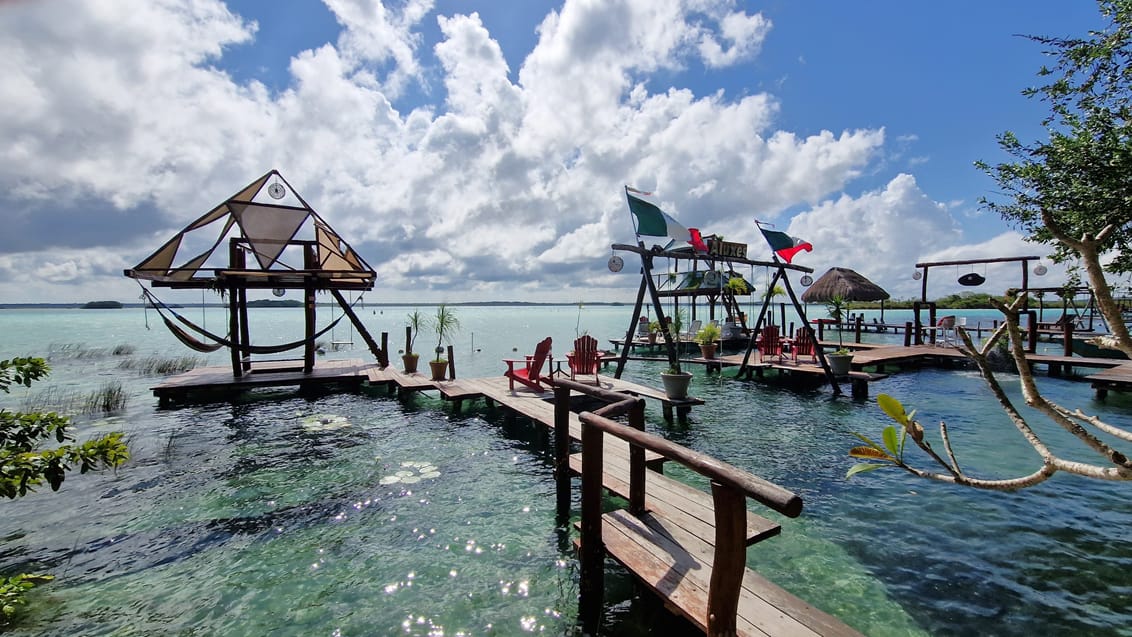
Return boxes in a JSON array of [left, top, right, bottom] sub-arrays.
[[854, 315, 863, 343], [303, 245, 317, 374], [553, 384, 571, 524], [446, 344, 456, 379], [579, 421, 605, 635], [904, 322, 913, 347], [329, 289, 386, 367], [1026, 310, 1038, 353], [816, 320, 825, 341], [238, 285, 251, 373], [912, 301, 923, 345], [628, 398, 646, 515], [707, 481, 744, 637], [228, 284, 241, 377], [928, 303, 937, 346], [1063, 320, 1074, 357], [404, 326, 412, 355]]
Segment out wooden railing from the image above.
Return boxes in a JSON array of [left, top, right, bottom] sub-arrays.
[[552, 379, 803, 636]]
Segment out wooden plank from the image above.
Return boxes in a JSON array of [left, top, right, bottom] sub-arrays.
[[599, 509, 863, 637], [641, 510, 862, 637], [569, 453, 779, 546]]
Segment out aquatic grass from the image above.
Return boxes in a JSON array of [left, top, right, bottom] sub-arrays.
[[45, 342, 136, 360], [118, 355, 201, 375], [81, 381, 128, 414]]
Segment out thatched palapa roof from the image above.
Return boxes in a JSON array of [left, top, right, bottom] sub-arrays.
[[801, 267, 890, 303]]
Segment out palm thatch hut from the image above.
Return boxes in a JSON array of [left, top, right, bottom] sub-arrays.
[[801, 267, 891, 320]]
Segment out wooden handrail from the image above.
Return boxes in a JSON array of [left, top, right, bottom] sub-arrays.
[[579, 410, 803, 517]]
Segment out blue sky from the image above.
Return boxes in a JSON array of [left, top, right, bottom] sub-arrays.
[[0, 0, 1108, 303]]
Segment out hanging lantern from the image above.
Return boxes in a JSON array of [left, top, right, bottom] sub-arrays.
[[607, 255, 624, 272], [958, 273, 986, 286], [1034, 263, 1048, 276], [272, 288, 286, 297], [912, 271, 923, 280], [800, 274, 813, 287]]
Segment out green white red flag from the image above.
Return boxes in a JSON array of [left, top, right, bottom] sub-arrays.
[[759, 227, 812, 263], [625, 187, 708, 251]]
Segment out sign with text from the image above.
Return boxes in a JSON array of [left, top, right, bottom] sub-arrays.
[[708, 239, 747, 260]]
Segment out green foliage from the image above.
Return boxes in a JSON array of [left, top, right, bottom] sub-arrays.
[[1, 574, 54, 626], [647, 320, 662, 334], [976, 0, 1132, 274], [0, 358, 49, 394], [0, 357, 130, 499], [846, 393, 926, 479], [431, 305, 460, 362], [825, 295, 847, 322], [405, 309, 425, 354], [694, 322, 722, 345], [726, 276, 750, 295]]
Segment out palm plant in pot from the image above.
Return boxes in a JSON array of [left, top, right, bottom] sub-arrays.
[[825, 295, 853, 376], [647, 320, 661, 345], [660, 364, 692, 400], [429, 304, 460, 381], [403, 309, 424, 373], [694, 322, 721, 359]]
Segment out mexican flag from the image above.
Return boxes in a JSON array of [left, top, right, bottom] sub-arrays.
[[625, 187, 708, 251], [759, 227, 813, 263]]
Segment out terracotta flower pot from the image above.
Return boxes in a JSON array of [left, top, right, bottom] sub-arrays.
[[429, 360, 448, 381], [402, 353, 419, 374]]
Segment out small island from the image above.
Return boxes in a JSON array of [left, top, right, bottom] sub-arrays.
[[246, 299, 303, 308], [81, 300, 123, 309]]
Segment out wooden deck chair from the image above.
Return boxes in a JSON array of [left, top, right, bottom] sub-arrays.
[[504, 337, 553, 392], [792, 327, 817, 364], [569, 335, 603, 385], [680, 319, 702, 341], [757, 325, 785, 363]]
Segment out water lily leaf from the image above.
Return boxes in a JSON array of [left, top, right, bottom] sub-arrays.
[[846, 463, 887, 479], [849, 446, 891, 460]]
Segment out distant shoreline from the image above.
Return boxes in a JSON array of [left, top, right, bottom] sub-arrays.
[[0, 301, 628, 309]]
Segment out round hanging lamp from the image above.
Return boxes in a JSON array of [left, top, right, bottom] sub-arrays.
[[800, 274, 813, 287], [607, 255, 624, 272]]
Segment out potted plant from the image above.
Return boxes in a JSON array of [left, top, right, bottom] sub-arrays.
[[824, 295, 853, 376], [694, 322, 721, 359], [429, 304, 460, 381], [403, 309, 424, 373], [660, 365, 692, 400], [647, 320, 662, 345], [827, 347, 854, 377]]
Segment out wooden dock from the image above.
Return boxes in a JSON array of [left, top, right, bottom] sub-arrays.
[[151, 358, 370, 405]]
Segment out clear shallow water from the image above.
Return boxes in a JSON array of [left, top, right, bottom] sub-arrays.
[[2, 305, 1132, 635]]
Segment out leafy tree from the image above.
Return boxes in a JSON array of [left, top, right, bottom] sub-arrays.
[[1, 357, 129, 626], [852, 1, 1132, 488], [976, 0, 1132, 356]]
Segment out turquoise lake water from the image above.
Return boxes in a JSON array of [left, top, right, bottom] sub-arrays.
[[2, 304, 1131, 636]]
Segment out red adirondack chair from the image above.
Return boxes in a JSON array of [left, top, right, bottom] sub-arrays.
[[792, 327, 817, 364], [504, 337, 553, 392], [568, 335, 603, 385], [756, 325, 785, 363]]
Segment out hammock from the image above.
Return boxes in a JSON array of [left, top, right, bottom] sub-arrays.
[[141, 287, 351, 355]]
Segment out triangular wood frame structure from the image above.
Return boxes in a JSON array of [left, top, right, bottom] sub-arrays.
[[124, 169, 387, 377], [610, 241, 843, 395]]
